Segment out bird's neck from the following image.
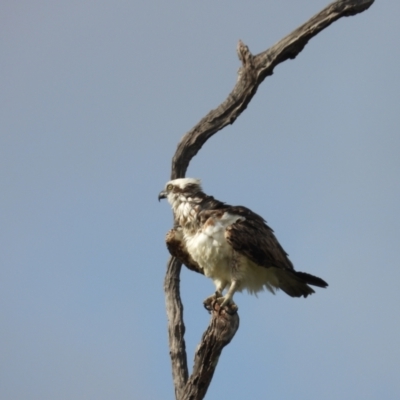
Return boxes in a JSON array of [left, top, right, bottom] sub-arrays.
[[169, 194, 203, 232]]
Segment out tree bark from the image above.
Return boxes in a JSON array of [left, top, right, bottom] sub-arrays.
[[163, 1, 374, 399], [164, 257, 189, 400], [181, 305, 239, 400]]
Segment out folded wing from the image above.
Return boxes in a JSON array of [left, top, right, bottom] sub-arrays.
[[225, 206, 328, 297]]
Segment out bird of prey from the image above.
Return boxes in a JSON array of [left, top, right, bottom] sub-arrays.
[[159, 178, 327, 310]]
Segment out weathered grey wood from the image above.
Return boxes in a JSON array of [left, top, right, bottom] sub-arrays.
[[164, 257, 189, 400], [181, 305, 240, 400], [163, 1, 374, 399], [170, 0, 374, 180]]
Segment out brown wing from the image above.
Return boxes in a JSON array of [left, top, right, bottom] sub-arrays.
[[225, 206, 328, 293], [224, 206, 294, 271], [165, 228, 204, 275]]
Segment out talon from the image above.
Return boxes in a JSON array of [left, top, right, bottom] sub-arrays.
[[214, 296, 238, 314], [203, 289, 238, 314], [203, 292, 216, 304], [203, 298, 213, 312], [203, 291, 221, 311]]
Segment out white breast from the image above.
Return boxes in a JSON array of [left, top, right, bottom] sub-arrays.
[[184, 212, 243, 282]]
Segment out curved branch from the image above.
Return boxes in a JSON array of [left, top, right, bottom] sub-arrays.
[[164, 1, 374, 399], [170, 0, 374, 180]]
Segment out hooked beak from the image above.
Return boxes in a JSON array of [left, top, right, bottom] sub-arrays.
[[158, 190, 167, 202]]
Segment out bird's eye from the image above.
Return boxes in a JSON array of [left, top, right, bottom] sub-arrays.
[[167, 184, 173, 191]]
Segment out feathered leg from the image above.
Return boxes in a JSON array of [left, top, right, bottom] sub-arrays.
[[218, 281, 239, 309], [215, 250, 240, 312]]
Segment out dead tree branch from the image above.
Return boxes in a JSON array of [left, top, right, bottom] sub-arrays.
[[163, 1, 374, 399], [181, 305, 240, 400]]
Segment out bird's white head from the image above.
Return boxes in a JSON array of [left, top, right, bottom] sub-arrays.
[[158, 178, 203, 214], [158, 178, 202, 201]]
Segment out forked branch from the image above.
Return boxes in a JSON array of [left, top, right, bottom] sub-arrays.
[[164, 1, 374, 399]]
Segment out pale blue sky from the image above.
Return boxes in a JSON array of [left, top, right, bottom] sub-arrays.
[[1, 1, 400, 399]]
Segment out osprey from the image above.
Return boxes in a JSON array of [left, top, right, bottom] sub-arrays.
[[159, 178, 327, 309]]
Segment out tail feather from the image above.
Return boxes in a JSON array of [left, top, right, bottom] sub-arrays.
[[295, 271, 328, 288], [273, 268, 328, 298]]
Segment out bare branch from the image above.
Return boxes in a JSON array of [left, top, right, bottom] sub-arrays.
[[164, 257, 189, 399], [170, 0, 374, 180], [254, 0, 376, 80], [181, 305, 240, 400], [164, 1, 374, 399]]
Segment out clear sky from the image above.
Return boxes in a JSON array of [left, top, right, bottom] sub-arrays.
[[1, 1, 399, 399]]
